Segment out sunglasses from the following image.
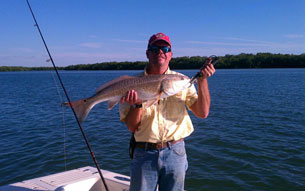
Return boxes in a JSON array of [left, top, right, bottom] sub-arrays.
[[148, 45, 171, 54]]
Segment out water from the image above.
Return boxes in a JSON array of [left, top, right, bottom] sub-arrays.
[[0, 69, 304, 191]]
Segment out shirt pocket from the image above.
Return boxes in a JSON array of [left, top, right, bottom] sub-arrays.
[[141, 104, 154, 122], [164, 94, 186, 121]]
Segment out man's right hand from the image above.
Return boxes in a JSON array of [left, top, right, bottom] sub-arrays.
[[120, 90, 142, 105]]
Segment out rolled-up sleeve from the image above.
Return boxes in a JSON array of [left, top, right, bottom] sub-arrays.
[[185, 84, 198, 110]]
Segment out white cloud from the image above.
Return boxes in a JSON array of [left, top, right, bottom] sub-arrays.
[[283, 34, 304, 39], [53, 51, 146, 65], [79, 42, 102, 48], [89, 35, 98, 39], [112, 39, 146, 44], [223, 37, 272, 44], [184, 35, 305, 55], [14, 47, 35, 53], [185, 40, 271, 47]]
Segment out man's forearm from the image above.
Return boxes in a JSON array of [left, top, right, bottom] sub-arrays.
[[125, 107, 142, 133], [191, 78, 210, 119]]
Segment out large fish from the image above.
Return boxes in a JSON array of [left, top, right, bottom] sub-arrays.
[[65, 74, 191, 123]]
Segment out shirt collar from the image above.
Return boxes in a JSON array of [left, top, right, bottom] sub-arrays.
[[144, 67, 171, 76]]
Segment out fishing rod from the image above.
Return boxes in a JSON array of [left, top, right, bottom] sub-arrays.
[[25, 1, 109, 190], [190, 55, 219, 84]]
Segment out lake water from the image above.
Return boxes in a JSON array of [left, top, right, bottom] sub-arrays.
[[0, 69, 304, 191]]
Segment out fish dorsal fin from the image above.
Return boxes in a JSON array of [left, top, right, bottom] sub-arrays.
[[96, 75, 136, 94]]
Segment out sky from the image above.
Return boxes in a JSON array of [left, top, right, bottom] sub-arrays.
[[1, 0, 304, 67]]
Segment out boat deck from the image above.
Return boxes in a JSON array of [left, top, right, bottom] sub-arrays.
[[0, 166, 130, 191]]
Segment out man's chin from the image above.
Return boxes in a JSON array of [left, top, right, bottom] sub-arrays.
[[150, 58, 167, 66], [157, 59, 166, 64]]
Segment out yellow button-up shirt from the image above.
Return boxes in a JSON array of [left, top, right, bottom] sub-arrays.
[[119, 68, 198, 143]]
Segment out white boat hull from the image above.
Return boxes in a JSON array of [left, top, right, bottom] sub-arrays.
[[0, 166, 130, 191]]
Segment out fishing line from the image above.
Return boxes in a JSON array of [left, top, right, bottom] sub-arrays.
[[50, 70, 67, 171], [25, 1, 109, 190], [62, 103, 67, 171]]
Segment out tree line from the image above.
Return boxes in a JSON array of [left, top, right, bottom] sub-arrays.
[[1, 53, 304, 72]]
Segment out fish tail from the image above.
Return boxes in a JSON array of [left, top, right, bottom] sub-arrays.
[[62, 98, 94, 123]]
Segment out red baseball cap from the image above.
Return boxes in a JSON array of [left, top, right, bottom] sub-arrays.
[[148, 33, 171, 47]]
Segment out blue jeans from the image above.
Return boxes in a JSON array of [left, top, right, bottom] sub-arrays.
[[130, 141, 188, 191]]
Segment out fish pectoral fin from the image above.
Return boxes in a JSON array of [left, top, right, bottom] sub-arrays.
[[162, 88, 175, 96], [158, 92, 162, 100], [145, 92, 162, 107], [107, 99, 119, 110], [145, 99, 159, 108]]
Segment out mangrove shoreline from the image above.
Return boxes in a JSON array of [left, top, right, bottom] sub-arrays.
[[1, 53, 305, 72]]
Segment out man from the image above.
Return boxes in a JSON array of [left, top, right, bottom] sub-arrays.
[[120, 32, 215, 191]]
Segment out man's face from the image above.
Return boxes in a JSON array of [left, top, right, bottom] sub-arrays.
[[146, 41, 172, 68]]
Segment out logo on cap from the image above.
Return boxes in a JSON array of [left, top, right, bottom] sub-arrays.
[[148, 32, 171, 47]]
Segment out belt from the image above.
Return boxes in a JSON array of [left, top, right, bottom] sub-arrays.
[[135, 138, 184, 150]]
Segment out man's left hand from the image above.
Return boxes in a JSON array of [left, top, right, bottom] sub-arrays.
[[199, 57, 216, 79]]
